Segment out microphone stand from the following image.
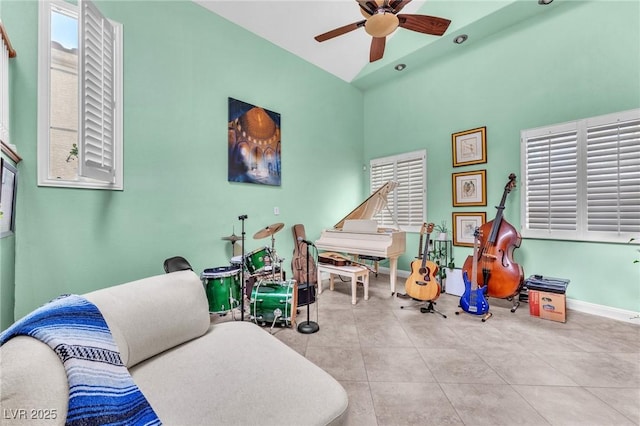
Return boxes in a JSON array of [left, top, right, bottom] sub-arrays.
[[238, 214, 247, 321], [297, 241, 319, 334]]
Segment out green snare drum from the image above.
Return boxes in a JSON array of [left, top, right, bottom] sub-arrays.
[[250, 280, 298, 326], [201, 266, 241, 314]]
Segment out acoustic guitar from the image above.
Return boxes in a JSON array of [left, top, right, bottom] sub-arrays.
[[318, 252, 374, 272], [404, 223, 440, 301], [459, 228, 490, 319], [318, 252, 350, 266]]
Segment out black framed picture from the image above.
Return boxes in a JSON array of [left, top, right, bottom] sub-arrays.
[[1, 157, 18, 237]]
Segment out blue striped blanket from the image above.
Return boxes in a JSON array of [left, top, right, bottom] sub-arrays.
[[0, 294, 161, 426]]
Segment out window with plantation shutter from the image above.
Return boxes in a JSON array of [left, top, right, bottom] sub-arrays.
[[521, 109, 640, 243], [37, 0, 123, 189], [79, 0, 116, 182], [370, 150, 426, 231]]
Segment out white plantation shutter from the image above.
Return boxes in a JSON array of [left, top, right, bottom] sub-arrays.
[[371, 150, 426, 230], [370, 161, 395, 226], [79, 0, 116, 182], [521, 109, 640, 243], [586, 117, 640, 234], [396, 156, 425, 226], [523, 124, 578, 232]]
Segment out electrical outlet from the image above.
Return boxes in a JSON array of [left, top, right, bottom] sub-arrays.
[[274, 207, 280, 215]]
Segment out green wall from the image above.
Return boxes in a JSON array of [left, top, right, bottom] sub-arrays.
[[363, 1, 640, 311], [3, 0, 364, 322], [2, 0, 639, 326]]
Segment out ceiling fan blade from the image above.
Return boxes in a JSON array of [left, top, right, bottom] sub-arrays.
[[397, 14, 451, 36], [315, 20, 366, 42], [389, 0, 412, 13], [370, 37, 386, 62]]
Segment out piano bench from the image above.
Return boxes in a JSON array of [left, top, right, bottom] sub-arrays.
[[317, 264, 370, 305]]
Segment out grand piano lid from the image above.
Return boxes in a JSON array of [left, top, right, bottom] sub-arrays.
[[334, 181, 398, 230]]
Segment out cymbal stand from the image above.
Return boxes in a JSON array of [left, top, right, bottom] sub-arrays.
[[269, 234, 277, 281], [268, 234, 285, 282], [238, 214, 248, 321]]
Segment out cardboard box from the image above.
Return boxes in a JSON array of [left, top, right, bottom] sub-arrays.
[[529, 290, 566, 323]]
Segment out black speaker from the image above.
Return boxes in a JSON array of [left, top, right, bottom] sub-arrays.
[[297, 283, 316, 307]]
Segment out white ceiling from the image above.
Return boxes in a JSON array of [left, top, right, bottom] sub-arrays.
[[193, 1, 560, 87]]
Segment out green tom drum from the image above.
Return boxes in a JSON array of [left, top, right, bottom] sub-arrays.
[[244, 246, 272, 274]]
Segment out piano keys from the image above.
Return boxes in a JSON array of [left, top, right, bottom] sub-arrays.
[[315, 182, 406, 295]]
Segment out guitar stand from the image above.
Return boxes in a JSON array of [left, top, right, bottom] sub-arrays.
[[401, 299, 447, 318], [455, 308, 493, 322]]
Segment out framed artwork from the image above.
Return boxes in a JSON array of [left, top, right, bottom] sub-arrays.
[[452, 126, 487, 167], [1, 158, 18, 238], [452, 212, 487, 247], [452, 169, 486, 207], [228, 97, 281, 186]]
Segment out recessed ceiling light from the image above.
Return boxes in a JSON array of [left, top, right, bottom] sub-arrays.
[[394, 63, 406, 71], [453, 34, 468, 44], [538, 0, 554, 4]]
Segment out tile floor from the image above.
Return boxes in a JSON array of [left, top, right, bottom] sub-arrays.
[[215, 273, 640, 426]]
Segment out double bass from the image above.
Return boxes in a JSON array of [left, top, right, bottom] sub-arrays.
[[462, 173, 523, 300]]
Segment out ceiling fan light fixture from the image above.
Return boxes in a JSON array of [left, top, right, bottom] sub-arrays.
[[365, 12, 400, 38], [394, 63, 406, 71], [453, 34, 468, 44], [538, 0, 554, 4]]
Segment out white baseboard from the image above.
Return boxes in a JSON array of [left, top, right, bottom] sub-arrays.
[[566, 299, 640, 324], [380, 267, 640, 324]]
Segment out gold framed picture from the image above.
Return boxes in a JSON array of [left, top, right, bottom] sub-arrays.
[[452, 212, 487, 247], [452, 170, 486, 207], [452, 126, 487, 167]]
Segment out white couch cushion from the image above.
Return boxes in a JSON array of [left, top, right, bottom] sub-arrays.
[[85, 270, 209, 368], [130, 321, 348, 425]]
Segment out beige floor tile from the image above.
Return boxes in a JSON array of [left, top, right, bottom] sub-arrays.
[[357, 320, 414, 348], [369, 381, 462, 425], [339, 381, 378, 426], [418, 348, 506, 385], [400, 320, 469, 350], [305, 346, 367, 381], [440, 383, 550, 425], [478, 350, 578, 386], [543, 351, 640, 387], [585, 387, 640, 424], [513, 385, 636, 425], [362, 347, 436, 383], [307, 322, 361, 348]]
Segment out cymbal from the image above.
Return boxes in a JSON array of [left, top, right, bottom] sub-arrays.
[[253, 223, 284, 239], [221, 234, 241, 243]]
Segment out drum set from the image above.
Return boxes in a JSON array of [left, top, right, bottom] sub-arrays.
[[200, 222, 298, 329]]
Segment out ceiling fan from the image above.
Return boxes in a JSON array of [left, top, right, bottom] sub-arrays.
[[314, 0, 451, 63]]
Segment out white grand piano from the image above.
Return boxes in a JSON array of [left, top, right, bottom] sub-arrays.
[[315, 181, 406, 295]]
